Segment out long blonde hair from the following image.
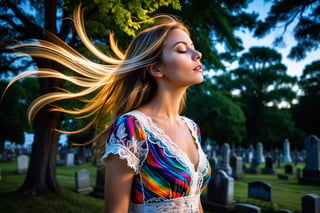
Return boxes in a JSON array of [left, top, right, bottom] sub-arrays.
[[5, 5, 190, 155]]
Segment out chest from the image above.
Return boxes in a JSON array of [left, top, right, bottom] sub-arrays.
[[154, 121, 199, 167]]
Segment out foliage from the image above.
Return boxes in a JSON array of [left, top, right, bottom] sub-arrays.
[[292, 60, 320, 138], [254, 0, 320, 60], [215, 47, 298, 146], [185, 82, 246, 145]]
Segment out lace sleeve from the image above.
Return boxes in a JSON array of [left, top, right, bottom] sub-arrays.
[[102, 114, 147, 173]]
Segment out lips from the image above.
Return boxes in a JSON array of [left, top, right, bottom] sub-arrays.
[[193, 64, 202, 72]]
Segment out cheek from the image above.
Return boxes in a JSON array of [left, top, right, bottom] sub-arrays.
[[161, 55, 187, 71]]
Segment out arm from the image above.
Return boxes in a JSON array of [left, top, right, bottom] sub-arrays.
[[104, 154, 135, 213], [199, 197, 204, 213]]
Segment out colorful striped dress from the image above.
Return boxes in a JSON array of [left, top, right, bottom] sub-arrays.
[[103, 110, 211, 213]]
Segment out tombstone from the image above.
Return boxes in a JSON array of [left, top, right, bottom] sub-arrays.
[[202, 169, 234, 213], [234, 203, 261, 213], [301, 193, 320, 213], [256, 142, 265, 164], [0, 150, 10, 162], [262, 156, 276, 174], [299, 135, 320, 186], [248, 181, 272, 202], [209, 150, 218, 169], [90, 169, 105, 198], [217, 143, 232, 176], [66, 153, 75, 167], [282, 139, 292, 163], [278, 174, 289, 180], [230, 155, 244, 179], [284, 164, 293, 174], [75, 169, 93, 194], [17, 154, 29, 174], [245, 157, 259, 174]]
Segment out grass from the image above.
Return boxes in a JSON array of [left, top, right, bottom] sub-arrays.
[[0, 160, 320, 212], [0, 161, 104, 213]]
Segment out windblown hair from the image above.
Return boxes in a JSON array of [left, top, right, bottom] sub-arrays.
[[5, 5, 190, 157]]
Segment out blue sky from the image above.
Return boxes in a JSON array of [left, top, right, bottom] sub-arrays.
[[231, 0, 319, 77]]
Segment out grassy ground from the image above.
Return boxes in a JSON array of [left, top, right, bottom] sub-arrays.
[[0, 160, 320, 212]]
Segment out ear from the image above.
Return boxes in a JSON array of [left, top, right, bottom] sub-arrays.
[[147, 65, 163, 78]]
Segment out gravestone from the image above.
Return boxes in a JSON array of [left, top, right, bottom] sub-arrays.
[[17, 154, 29, 174], [66, 153, 75, 167], [284, 164, 293, 174], [217, 143, 232, 176], [256, 142, 265, 164], [248, 181, 272, 202], [230, 155, 244, 179], [262, 156, 276, 174], [299, 135, 320, 186], [75, 169, 93, 194], [90, 169, 105, 198], [282, 139, 292, 163], [245, 157, 259, 174], [234, 203, 261, 213], [202, 169, 234, 213], [278, 174, 289, 180], [301, 193, 320, 213]]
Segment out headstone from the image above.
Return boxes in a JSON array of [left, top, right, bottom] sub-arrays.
[[299, 135, 320, 186], [234, 203, 261, 213], [256, 142, 265, 164], [66, 153, 75, 167], [209, 150, 218, 169], [248, 181, 272, 202], [301, 193, 320, 213], [17, 154, 29, 174], [90, 169, 105, 198], [284, 164, 293, 174], [282, 139, 292, 163], [75, 169, 93, 194], [217, 143, 232, 176], [230, 155, 244, 179], [202, 169, 234, 213], [278, 174, 289, 180], [245, 157, 259, 174], [262, 156, 276, 174]]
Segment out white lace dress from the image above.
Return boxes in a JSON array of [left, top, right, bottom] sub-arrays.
[[102, 110, 212, 213]]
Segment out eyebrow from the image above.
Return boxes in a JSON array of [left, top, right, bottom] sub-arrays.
[[172, 41, 194, 48]]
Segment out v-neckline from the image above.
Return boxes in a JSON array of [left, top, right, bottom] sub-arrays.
[[131, 110, 201, 173]]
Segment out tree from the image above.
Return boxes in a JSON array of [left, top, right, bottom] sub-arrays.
[[254, 0, 320, 61], [292, 60, 320, 137], [185, 82, 246, 145], [0, 0, 181, 194], [216, 47, 297, 146]]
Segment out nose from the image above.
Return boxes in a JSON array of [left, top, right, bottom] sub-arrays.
[[193, 49, 202, 61]]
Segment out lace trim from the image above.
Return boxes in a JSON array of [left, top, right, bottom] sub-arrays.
[[129, 110, 208, 195], [131, 194, 200, 213], [130, 110, 200, 173], [102, 120, 148, 173]]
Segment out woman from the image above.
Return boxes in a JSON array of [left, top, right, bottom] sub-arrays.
[[7, 6, 211, 213]]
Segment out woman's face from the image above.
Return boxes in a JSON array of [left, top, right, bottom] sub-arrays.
[[157, 28, 203, 88]]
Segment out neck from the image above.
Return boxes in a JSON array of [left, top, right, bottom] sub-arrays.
[[138, 87, 186, 123]]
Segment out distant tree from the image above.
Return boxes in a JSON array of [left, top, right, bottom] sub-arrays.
[[292, 60, 320, 137], [254, 0, 320, 60], [216, 47, 297, 146], [185, 82, 246, 145]]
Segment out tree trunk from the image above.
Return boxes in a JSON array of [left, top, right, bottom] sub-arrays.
[[19, 0, 64, 195]]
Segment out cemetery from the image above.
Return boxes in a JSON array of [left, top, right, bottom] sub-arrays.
[[0, 135, 319, 212]]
